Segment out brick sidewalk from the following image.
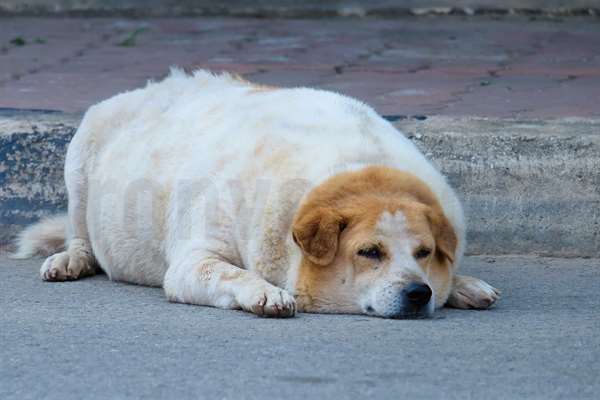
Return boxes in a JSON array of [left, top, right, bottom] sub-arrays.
[[1, 16, 599, 118]]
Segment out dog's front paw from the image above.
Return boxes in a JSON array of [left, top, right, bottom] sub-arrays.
[[40, 252, 73, 281], [40, 249, 93, 281], [446, 275, 500, 310], [237, 284, 296, 318]]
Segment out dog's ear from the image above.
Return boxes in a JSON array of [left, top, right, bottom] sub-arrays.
[[427, 208, 457, 264], [292, 207, 345, 266]]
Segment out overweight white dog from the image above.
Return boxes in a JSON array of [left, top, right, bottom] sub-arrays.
[[14, 69, 499, 318]]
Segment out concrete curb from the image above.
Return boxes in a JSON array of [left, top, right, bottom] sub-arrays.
[[394, 117, 600, 257], [1, 110, 599, 257], [1, 0, 599, 17], [0, 110, 78, 244]]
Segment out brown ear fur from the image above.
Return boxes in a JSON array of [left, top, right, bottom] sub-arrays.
[[427, 208, 457, 264], [292, 207, 344, 266]]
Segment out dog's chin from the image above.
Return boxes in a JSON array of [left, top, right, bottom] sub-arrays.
[[364, 304, 434, 320], [389, 311, 433, 320]]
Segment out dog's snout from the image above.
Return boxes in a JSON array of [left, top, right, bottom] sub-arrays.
[[403, 282, 432, 307], [368, 281, 434, 319]]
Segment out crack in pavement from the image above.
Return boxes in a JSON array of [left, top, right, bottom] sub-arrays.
[[0, 31, 116, 87], [428, 34, 548, 114], [332, 41, 396, 75]]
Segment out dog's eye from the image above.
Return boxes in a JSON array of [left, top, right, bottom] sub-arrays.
[[414, 247, 432, 259], [357, 247, 382, 260]]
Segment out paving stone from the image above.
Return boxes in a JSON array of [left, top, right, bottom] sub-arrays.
[[1, 16, 599, 118]]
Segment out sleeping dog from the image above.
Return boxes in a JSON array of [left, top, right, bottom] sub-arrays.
[[14, 70, 499, 318]]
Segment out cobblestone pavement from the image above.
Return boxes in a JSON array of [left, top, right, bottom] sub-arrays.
[[1, 16, 599, 118]]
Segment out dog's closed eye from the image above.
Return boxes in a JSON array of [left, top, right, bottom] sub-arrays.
[[357, 246, 382, 260], [414, 247, 432, 259]]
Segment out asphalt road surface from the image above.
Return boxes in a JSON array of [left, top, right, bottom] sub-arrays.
[[1, 254, 599, 399]]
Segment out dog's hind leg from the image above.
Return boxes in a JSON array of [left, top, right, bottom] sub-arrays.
[[446, 275, 500, 309], [164, 253, 296, 317], [40, 120, 97, 282]]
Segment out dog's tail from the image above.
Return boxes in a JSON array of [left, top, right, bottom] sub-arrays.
[[10, 214, 68, 259]]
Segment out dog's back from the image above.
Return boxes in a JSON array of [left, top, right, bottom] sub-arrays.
[[16, 69, 464, 287]]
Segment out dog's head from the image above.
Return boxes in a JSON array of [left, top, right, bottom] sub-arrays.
[[292, 166, 458, 318]]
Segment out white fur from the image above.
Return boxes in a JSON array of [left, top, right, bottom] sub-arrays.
[[11, 214, 67, 258], [17, 69, 470, 316]]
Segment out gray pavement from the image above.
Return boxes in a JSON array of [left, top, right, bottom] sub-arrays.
[[1, 253, 599, 399]]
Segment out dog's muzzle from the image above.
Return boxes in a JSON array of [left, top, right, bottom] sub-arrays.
[[396, 282, 433, 318], [368, 281, 434, 319]]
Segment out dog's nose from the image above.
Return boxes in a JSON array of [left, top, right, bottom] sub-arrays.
[[403, 282, 432, 307]]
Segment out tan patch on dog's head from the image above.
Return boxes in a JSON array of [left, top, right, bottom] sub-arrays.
[[228, 73, 277, 93], [248, 85, 276, 94], [292, 166, 457, 317]]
